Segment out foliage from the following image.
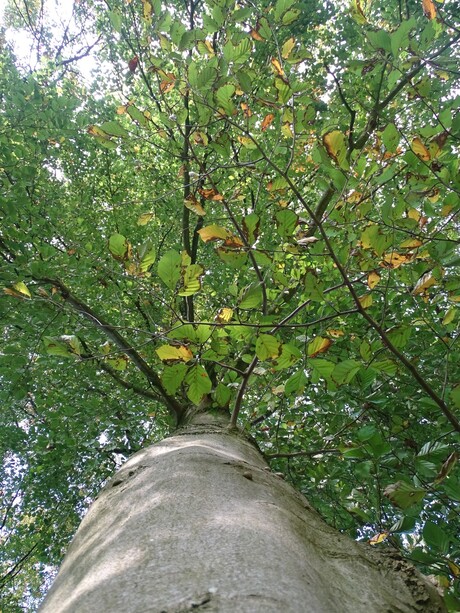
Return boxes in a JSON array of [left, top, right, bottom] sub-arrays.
[[0, 0, 459, 609]]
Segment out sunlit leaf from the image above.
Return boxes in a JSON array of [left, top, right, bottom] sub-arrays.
[[184, 195, 206, 216], [156, 345, 193, 362], [215, 307, 233, 323], [308, 336, 332, 358], [323, 130, 350, 170], [367, 271, 381, 289], [412, 137, 430, 161], [157, 250, 182, 290], [137, 212, 155, 225], [369, 532, 389, 545], [4, 281, 31, 299], [255, 334, 282, 360], [198, 225, 231, 242]]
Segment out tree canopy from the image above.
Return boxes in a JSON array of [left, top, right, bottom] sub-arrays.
[[0, 0, 459, 609]]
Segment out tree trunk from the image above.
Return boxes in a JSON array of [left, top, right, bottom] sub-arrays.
[[40, 414, 445, 612]]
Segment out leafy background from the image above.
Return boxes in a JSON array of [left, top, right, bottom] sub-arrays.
[[0, 0, 459, 609]]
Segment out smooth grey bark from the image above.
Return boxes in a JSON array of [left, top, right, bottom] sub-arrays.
[[40, 417, 445, 613]]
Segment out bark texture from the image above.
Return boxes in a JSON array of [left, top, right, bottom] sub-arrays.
[[40, 419, 445, 612]]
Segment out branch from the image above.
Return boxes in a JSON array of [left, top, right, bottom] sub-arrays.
[[265, 448, 340, 460], [37, 278, 184, 421]]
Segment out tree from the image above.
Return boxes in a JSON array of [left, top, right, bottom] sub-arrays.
[[0, 0, 459, 609]]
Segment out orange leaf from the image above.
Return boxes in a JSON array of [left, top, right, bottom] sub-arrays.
[[270, 57, 284, 76], [261, 113, 275, 132], [422, 0, 436, 19], [198, 188, 223, 201], [250, 28, 265, 41], [241, 102, 252, 117]]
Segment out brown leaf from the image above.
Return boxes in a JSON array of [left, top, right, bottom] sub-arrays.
[[128, 56, 139, 72]]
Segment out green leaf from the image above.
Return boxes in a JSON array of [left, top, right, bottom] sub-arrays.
[[216, 84, 236, 115], [285, 369, 307, 394], [162, 363, 188, 395], [106, 355, 128, 371], [179, 263, 204, 296], [215, 382, 232, 407], [384, 481, 426, 509], [333, 360, 360, 385], [239, 285, 263, 310], [157, 250, 182, 290], [276, 209, 298, 238], [423, 521, 450, 553], [274, 0, 296, 21], [255, 334, 281, 360], [108, 10, 123, 32], [108, 233, 131, 261], [272, 343, 301, 370], [99, 121, 129, 138], [381, 123, 400, 153], [185, 364, 212, 404], [43, 335, 82, 358]]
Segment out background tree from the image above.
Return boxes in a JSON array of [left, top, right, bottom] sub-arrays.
[[0, 0, 459, 609]]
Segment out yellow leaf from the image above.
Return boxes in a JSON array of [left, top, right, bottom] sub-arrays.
[[422, 0, 436, 19], [271, 57, 285, 76], [412, 271, 438, 295], [367, 271, 381, 289], [369, 532, 389, 545], [184, 195, 206, 216], [383, 252, 413, 268], [215, 307, 234, 323], [308, 336, 332, 358], [281, 37, 295, 59], [448, 561, 460, 578], [327, 329, 344, 338], [408, 208, 421, 221], [156, 345, 193, 362], [323, 130, 349, 170], [197, 225, 231, 242], [137, 212, 154, 225], [350, 0, 367, 24], [412, 137, 430, 161], [359, 294, 373, 308], [399, 238, 422, 249], [4, 281, 32, 299]]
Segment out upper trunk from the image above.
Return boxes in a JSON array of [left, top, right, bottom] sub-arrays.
[[40, 414, 445, 612]]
